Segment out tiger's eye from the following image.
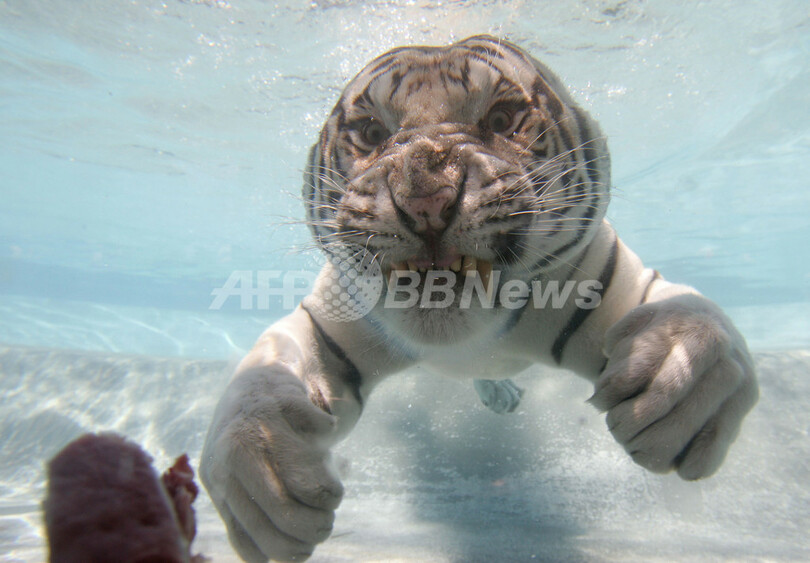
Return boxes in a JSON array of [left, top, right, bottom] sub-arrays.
[[486, 108, 513, 133], [362, 120, 389, 145]]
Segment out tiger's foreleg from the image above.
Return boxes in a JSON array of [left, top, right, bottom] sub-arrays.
[[568, 234, 760, 480], [589, 288, 759, 479], [199, 306, 368, 563]]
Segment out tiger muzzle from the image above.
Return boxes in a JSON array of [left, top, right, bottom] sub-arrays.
[[388, 133, 469, 236]]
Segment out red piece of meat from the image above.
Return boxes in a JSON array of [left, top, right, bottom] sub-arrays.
[[44, 433, 204, 563]]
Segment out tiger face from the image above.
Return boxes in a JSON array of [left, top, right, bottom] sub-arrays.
[[304, 35, 611, 343]]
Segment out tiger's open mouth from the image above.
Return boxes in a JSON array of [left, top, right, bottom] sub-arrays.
[[385, 256, 497, 304]]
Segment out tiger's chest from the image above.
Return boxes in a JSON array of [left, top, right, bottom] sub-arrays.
[[412, 328, 534, 380]]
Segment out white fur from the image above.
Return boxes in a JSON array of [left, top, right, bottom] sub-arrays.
[[201, 227, 758, 561], [200, 35, 758, 562]]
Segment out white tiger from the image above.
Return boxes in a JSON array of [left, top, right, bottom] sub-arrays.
[[201, 35, 758, 562]]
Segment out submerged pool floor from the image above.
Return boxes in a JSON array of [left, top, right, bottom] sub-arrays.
[[1, 344, 808, 562]]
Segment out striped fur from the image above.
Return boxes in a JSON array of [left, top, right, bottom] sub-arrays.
[[201, 36, 758, 562], [303, 35, 615, 348], [304, 35, 609, 275]]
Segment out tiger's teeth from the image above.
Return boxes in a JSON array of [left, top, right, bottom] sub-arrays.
[[477, 260, 494, 302], [388, 256, 497, 302], [461, 256, 477, 274]]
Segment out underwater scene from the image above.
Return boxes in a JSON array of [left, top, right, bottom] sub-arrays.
[[1, 1, 809, 561]]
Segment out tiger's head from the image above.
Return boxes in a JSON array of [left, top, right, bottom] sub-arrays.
[[304, 35, 610, 344]]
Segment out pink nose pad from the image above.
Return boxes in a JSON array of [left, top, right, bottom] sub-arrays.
[[399, 185, 458, 233]]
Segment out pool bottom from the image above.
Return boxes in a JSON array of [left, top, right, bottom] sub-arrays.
[[1, 344, 808, 562]]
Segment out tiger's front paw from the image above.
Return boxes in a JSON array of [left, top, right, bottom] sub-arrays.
[[589, 294, 758, 480], [201, 367, 343, 562]]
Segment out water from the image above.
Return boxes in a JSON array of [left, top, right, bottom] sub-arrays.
[[1, 1, 809, 561]]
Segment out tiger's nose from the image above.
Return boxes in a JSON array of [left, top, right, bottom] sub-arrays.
[[399, 186, 458, 234], [396, 138, 462, 234]]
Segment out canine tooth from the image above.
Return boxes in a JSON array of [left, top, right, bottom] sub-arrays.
[[450, 257, 462, 272], [461, 256, 477, 275], [407, 261, 417, 272], [478, 260, 494, 301], [392, 261, 407, 271]]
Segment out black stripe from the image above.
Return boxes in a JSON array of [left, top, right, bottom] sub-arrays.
[[351, 86, 375, 111], [583, 190, 600, 221], [557, 124, 575, 156], [455, 50, 508, 69], [342, 130, 372, 156], [529, 233, 588, 284], [572, 170, 586, 199], [301, 304, 364, 406], [530, 234, 587, 284], [304, 144, 326, 241], [464, 37, 530, 67], [309, 138, 333, 245], [496, 40, 533, 64], [317, 120, 332, 216], [497, 289, 531, 337], [571, 107, 601, 186], [597, 356, 609, 374], [368, 52, 405, 76], [452, 58, 472, 93], [556, 170, 577, 214], [579, 193, 599, 223], [388, 70, 404, 101], [640, 270, 661, 304], [531, 171, 551, 197], [534, 224, 588, 270], [551, 236, 618, 364], [532, 78, 565, 122], [513, 111, 531, 133], [492, 74, 523, 98], [303, 144, 318, 212], [492, 230, 524, 265], [321, 116, 347, 220], [463, 43, 505, 60], [529, 254, 554, 272]]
